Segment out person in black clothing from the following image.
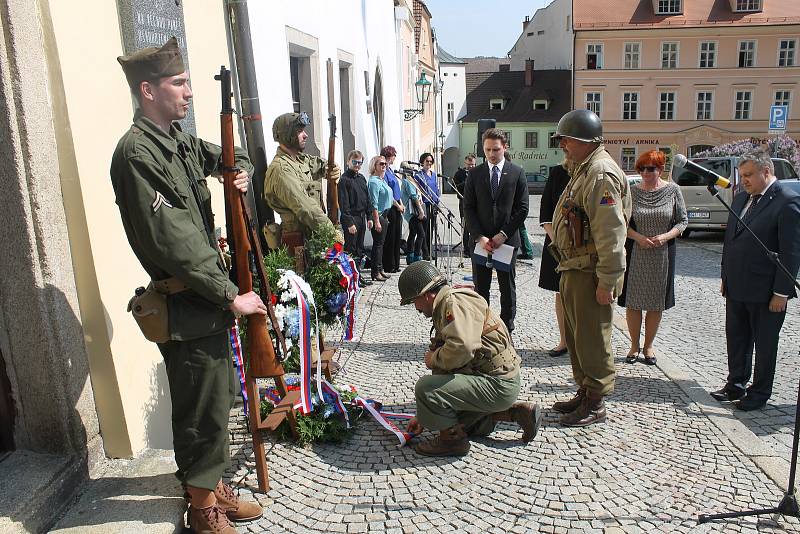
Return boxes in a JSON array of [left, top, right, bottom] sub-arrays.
[[452, 153, 476, 257], [538, 162, 572, 356], [338, 149, 373, 287]]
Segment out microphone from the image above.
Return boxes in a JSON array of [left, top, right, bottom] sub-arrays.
[[673, 154, 731, 189]]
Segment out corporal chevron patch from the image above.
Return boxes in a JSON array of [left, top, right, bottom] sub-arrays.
[[151, 191, 173, 213]]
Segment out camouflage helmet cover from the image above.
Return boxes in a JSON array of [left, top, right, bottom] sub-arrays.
[[398, 261, 447, 305], [272, 112, 310, 147], [551, 109, 603, 143]]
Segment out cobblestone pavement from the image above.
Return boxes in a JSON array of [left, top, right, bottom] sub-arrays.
[[224, 195, 800, 533]]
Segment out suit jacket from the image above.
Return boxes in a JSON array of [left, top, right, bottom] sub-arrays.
[[721, 180, 800, 302], [463, 160, 529, 249]]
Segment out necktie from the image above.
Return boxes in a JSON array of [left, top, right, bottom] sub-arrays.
[[491, 166, 500, 199], [737, 193, 762, 233]]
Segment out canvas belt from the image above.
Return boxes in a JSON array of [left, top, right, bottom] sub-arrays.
[[151, 276, 190, 295], [560, 242, 597, 259]]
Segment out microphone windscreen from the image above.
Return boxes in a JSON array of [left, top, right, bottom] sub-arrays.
[[673, 154, 688, 168]]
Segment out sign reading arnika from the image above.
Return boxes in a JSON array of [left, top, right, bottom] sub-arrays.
[[117, 0, 195, 134]]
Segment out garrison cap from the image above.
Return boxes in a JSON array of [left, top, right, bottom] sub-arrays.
[[117, 37, 186, 91]]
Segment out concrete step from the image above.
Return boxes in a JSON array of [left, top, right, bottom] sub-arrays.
[[49, 449, 184, 534]]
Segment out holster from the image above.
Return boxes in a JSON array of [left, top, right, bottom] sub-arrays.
[[127, 277, 189, 343], [561, 199, 589, 248]]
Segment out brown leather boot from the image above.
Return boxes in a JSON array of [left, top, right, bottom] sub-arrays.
[[551, 387, 586, 414], [559, 390, 607, 427], [509, 402, 543, 442], [415, 424, 471, 457], [188, 504, 238, 534], [214, 481, 263, 522]]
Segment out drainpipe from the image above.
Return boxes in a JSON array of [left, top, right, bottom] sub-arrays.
[[224, 0, 273, 247]]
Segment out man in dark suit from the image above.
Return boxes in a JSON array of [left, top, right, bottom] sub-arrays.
[[463, 128, 529, 333], [710, 150, 800, 411]]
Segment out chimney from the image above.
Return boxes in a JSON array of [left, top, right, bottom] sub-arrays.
[[525, 59, 534, 86], [523, 15, 530, 31]]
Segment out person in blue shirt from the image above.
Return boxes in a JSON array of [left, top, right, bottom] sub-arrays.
[[367, 155, 394, 282], [381, 146, 405, 273], [413, 152, 440, 260], [401, 170, 427, 264]]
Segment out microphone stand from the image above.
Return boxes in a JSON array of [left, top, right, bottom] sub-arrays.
[[698, 180, 800, 524]]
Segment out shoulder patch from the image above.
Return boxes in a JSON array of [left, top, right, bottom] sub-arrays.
[[599, 190, 616, 206]]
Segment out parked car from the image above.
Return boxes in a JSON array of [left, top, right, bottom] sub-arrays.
[[672, 156, 798, 236], [627, 174, 642, 187], [526, 172, 548, 194]]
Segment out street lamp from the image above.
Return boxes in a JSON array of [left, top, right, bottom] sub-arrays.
[[404, 72, 432, 121]]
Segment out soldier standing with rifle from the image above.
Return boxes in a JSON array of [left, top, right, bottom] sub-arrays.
[[549, 110, 630, 428], [111, 38, 264, 533]]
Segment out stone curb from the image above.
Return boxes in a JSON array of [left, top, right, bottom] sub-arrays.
[[611, 311, 793, 494]]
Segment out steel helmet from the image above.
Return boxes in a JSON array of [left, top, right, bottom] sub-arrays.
[[551, 109, 603, 143], [398, 261, 447, 305]]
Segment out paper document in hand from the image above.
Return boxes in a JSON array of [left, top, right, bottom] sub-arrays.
[[473, 242, 515, 272]]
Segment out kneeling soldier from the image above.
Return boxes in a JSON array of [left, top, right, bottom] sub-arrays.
[[399, 261, 542, 456]]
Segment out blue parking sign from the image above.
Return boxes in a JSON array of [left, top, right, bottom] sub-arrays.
[[769, 105, 788, 132]]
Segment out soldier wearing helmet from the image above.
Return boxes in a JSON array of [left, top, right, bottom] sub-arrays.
[[398, 261, 542, 457], [263, 112, 343, 251], [549, 109, 631, 428]]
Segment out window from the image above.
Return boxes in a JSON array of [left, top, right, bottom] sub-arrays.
[[734, 0, 762, 12], [525, 131, 538, 149], [779, 39, 796, 67], [735, 90, 753, 120], [656, 0, 682, 14], [699, 41, 717, 68], [622, 92, 639, 120], [659, 91, 676, 120], [621, 147, 637, 171], [549, 132, 559, 149], [775, 90, 791, 110], [533, 100, 549, 110], [661, 42, 679, 69], [503, 131, 513, 148], [587, 43, 603, 70], [489, 98, 504, 110], [538, 30, 545, 35], [585, 92, 602, 117], [738, 41, 756, 68], [624, 42, 640, 69], [696, 91, 713, 120], [446, 102, 454, 124]]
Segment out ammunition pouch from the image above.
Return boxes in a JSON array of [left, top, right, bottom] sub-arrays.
[[127, 277, 188, 344]]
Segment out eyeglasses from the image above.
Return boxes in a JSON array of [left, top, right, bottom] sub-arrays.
[[351, 160, 363, 166], [378, 162, 387, 167], [639, 166, 659, 172]]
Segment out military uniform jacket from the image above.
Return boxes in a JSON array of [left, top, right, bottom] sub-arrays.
[[430, 286, 520, 379], [551, 145, 631, 293], [264, 147, 335, 237], [111, 111, 252, 340]]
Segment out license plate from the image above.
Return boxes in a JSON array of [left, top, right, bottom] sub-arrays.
[[688, 211, 710, 219]]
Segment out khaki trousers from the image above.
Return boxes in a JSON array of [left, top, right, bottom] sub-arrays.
[[414, 373, 520, 434], [559, 270, 616, 396]]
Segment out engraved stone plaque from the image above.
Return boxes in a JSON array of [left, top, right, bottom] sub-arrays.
[[117, 0, 195, 134]]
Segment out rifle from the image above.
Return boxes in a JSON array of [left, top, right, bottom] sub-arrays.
[[216, 65, 287, 377], [325, 58, 339, 225]]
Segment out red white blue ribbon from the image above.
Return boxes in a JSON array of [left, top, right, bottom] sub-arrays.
[[325, 248, 360, 341], [354, 397, 413, 446], [285, 272, 323, 415], [229, 323, 248, 416]]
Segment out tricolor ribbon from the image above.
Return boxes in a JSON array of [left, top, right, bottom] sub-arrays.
[[285, 272, 323, 415], [354, 397, 413, 446], [229, 323, 249, 416], [325, 248, 360, 341]]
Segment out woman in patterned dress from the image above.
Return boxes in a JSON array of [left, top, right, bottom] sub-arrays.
[[618, 150, 688, 365]]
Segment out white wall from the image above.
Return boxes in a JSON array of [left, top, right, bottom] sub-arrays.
[[247, 0, 405, 165], [439, 63, 466, 149], [508, 0, 573, 71]]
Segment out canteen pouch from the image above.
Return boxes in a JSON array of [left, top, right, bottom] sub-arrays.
[[127, 285, 170, 343], [263, 222, 282, 250]]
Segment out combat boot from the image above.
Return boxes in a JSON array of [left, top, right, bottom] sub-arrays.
[[415, 424, 470, 457], [214, 481, 263, 522], [188, 504, 238, 534], [551, 387, 586, 414], [492, 402, 543, 442], [559, 390, 606, 427]]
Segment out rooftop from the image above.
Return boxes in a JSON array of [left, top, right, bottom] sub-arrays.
[[464, 57, 510, 74], [438, 46, 465, 65]]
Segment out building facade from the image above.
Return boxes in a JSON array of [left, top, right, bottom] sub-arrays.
[[573, 0, 800, 173], [508, 0, 573, 71], [438, 46, 467, 178], [413, 0, 439, 159]]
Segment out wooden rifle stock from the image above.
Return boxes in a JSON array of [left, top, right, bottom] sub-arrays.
[[216, 66, 286, 377], [325, 59, 339, 225]]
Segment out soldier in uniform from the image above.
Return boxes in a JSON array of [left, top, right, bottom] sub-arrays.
[[549, 110, 631, 428], [263, 113, 343, 251], [111, 38, 264, 533], [398, 262, 542, 456]]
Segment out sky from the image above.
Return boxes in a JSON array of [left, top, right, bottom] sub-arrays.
[[422, 0, 553, 58]]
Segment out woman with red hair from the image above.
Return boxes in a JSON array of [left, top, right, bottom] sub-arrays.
[[618, 150, 688, 365]]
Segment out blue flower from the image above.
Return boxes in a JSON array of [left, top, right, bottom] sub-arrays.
[[285, 309, 301, 339], [322, 405, 336, 419], [325, 291, 348, 314]]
